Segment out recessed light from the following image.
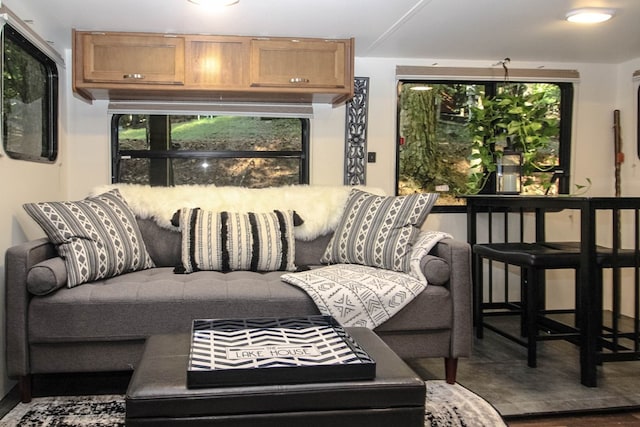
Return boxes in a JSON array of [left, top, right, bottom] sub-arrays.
[[566, 8, 615, 24], [410, 85, 433, 91]]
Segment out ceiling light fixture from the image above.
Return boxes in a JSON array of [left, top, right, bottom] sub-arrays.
[[188, 0, 239, 7], [565, 8, 615, 24]]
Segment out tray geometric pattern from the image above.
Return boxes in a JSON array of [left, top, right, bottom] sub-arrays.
[[187, 316, 376, 388]]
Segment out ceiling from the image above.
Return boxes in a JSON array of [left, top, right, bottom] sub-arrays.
[[6, 0, 640, 64]]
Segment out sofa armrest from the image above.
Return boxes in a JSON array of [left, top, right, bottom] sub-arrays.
[[5, 238, 57, 378], [430, 238, 473, 358]]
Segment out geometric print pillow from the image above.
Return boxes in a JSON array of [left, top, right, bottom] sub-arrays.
[[23, 189, 154, 288], [320, 189, 438, 272], [173, 208, 297, 274]]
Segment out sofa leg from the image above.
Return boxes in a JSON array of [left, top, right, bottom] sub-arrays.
[[19, 375, 32, 403], [444, 358, 458, 384]]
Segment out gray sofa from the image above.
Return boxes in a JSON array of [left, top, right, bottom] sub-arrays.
[[6, 212, 472, 403]]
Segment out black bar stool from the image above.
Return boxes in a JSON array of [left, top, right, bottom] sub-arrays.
[[474, 241, 638, 368], [474, 242, 583, 367]]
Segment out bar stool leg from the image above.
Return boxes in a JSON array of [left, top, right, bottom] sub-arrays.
[[475, 253, 485, 339], [520, 267, 527, 337], [526, 267, 540, 368]]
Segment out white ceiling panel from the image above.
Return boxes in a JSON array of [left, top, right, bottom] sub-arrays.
[[5, 0, 640, 64]]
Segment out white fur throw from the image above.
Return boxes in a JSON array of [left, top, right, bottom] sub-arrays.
[[90, 184, 385, 241]]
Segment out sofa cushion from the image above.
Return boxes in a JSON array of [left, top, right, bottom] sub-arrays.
[[321, 189, 438, 272], [27, 268, 452, 342], [23, 189, 154, 287], [27, 257, 67, 295], [174, 208, 297, 273]]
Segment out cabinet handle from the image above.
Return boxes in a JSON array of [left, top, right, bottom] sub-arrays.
[[123, 73, 145, 80], [289, 77, 310, 84]]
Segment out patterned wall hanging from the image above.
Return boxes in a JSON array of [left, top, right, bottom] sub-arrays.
[[344, 77, 370, 185]]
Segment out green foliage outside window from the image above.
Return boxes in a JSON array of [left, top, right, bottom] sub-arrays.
[[397, 81, 566, 207], [467, 84, 560, 194]]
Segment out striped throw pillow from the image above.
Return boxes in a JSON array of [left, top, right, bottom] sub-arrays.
[[175, 208, 296, 273], [23, 189, 154, 288], [321, 189, 438, 272]]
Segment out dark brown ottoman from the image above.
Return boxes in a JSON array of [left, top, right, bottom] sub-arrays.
[[125, 328, 426, 426]]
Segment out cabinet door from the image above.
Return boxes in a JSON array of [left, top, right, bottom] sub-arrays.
[[250, 39, 349, 89], [185, 36, 249, 88], [81, 33, 185, 84]]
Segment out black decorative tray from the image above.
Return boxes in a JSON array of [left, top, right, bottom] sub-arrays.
[[187, 315, 376, 388]]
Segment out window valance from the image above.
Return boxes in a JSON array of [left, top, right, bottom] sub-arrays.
[[107, 101, 315, 118], [396, 66, 579, 82]]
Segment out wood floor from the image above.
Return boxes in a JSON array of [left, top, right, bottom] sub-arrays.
[[411, 314, 640, 423], [507, 410, 640, 426]]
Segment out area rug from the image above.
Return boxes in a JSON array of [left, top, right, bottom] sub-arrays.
[[0, 381, 505, 427], [425, 380, 506, 426]]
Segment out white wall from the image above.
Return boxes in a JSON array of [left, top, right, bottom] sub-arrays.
[[0, 44, 68, 400], [616, 58, 640, 197]]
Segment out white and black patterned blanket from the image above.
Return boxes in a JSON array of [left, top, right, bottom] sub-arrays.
[[281, 231, 451, 328]]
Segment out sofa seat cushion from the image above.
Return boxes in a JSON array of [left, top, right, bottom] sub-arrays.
[[28, 268, 319, 342], [27, 269, 452, 343], [375, 285, 451, 333]]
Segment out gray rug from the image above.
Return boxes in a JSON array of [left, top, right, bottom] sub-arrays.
[[0, 381, 505, 427]]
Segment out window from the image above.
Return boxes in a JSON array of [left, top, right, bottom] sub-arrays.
[[2, 24, 58, 162], [397, 80, 573, 211], [112, 114, 309, 187]]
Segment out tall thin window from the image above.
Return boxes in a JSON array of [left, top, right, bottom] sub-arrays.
[[112, 114, 309, 187], [2, 24, 58, 162]]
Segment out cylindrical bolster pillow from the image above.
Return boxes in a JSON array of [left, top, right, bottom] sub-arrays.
[[26, 257, 68, 295], [421, 255, 450, 286]]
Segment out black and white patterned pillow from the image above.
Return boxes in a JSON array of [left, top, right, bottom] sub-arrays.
[[321, 189, 438, 272], [174, 208, 297, 273], [23, 189, 154, 288]]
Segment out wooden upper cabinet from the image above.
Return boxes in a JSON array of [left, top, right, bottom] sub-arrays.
[[78, 31, 185, 85], [73, 30, 354, 105], [184, 36, 249, 89], [250, 38, 353, 89]]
